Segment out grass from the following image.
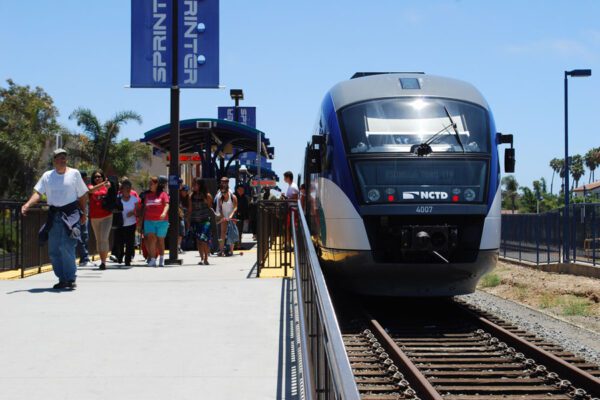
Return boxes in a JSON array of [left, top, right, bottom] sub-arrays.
[[538, 293, 559, 309], [514, 283, 529, 302], [559, 296, 592, 317], [480, 273, 501, 288]]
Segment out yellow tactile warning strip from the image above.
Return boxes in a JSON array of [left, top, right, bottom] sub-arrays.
[[258, 251, 295, 278], [0, 264, 53, 280]]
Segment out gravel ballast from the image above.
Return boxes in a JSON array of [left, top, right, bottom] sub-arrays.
[[460, 290, 600, 366]]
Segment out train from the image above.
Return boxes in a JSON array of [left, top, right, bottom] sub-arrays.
[[303, 72, 515, 296]]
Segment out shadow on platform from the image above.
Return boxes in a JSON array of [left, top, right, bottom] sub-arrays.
[[6, 287, 68, 294]]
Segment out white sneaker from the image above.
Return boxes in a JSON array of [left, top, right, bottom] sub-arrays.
[[79, 261, 95, 267], [148, 258, 156, 267], [158, 257, 165, 267]]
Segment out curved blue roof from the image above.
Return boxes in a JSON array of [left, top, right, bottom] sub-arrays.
[[141, 118, 271, 157]]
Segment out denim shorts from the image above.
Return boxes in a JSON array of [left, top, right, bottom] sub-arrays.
[[144, 220, 169, 238]]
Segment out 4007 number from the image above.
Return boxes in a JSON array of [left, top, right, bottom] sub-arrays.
[[415, 206, 433, 213]]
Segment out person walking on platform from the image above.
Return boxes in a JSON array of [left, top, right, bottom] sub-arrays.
[[188, 178, 213, 265], [141, 176, 169, 267], [178, 184, 190, 253], [235, 185, 249, 248], [216, 180, 238, 257], [88, 170, 113, 270], [282, 171, 299, 201], [76, 170, 94, 267], [21, 148, 89, 290], [113, 179, 139, 266]]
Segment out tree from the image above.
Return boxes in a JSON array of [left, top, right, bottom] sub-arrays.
[[518, 186, 537, 213], [501, 175, 519, 213], [110, 139, 151, 177], [539, 177, 547, 194], [0, 79, 64, 199], [69, 108, 142, 172], [549, 158, 563, 194], [585, 147, 600, 183], [570, 154, 585, 189]]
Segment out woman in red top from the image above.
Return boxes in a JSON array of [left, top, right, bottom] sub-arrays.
[[88, 170, 113, 270], [141, 176, 170, 267]]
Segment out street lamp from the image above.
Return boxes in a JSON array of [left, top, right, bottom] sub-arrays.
[[230, 89, 244, 122], [563, 69, 592, 262]]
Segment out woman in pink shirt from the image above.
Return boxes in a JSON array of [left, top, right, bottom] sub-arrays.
[[141, 176, 169, 267], [88, 170, 113, 270]]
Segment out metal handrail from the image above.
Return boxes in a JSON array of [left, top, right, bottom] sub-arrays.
[[292, 225, 314, 400], [292, 202, 360, 399]]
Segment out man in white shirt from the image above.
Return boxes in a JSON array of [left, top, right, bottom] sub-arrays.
[[283, 171, 299, 200], [21, 149, 89, 290]]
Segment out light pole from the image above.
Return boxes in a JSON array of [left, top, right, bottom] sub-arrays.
[[230, 89, 243, 122], [563, 69, 591, 262]]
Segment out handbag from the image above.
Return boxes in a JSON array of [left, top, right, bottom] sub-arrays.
[[111, 197, 124, 228], [181, 230, 196, 251]]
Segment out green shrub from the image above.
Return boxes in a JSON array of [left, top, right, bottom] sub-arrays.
[[480, 273, 501, 288]]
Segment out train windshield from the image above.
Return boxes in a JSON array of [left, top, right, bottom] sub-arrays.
[[341, 98, 490, 154]]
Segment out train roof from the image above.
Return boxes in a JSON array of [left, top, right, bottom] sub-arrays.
[[329, 73, 490, 111]]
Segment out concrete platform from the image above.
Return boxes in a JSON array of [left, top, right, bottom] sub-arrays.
[[0, 245, 296, 399]]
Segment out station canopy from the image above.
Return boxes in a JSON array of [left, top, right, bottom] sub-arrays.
[[141, 118, 273, 178], [142, 118, 270, 155]]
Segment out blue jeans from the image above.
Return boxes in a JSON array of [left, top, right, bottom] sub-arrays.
[[48, 214, 78, 282], [76, 219, 90, 263]]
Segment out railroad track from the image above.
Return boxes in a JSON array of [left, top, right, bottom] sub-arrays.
[[338, 298, 600, 399]]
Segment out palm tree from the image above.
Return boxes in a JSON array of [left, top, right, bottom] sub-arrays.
[[585, 147, 600, 183], [570, 154, 585, 189], [501, 175, 519, 213], [549, 158, 563, 194], [69, 108, 142, 172]]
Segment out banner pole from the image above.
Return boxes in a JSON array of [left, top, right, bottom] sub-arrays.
[[167, 0, 182, 265]]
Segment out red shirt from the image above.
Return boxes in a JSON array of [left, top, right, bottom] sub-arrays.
[[88, 185, 112, 219], [143, 191, 169, 221]]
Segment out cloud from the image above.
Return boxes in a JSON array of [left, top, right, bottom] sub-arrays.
[[504, 38, 597, 60]]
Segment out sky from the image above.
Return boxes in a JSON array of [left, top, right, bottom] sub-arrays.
[[1, 0, 599, 192]]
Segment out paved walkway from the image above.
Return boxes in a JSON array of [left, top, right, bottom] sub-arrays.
[[0, 243, 295, 399]]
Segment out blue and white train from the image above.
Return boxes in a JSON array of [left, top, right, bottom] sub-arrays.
[[304, 72, 515, 296]]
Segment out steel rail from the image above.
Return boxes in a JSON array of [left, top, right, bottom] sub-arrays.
[[458, 302, 600, 396], [367, 317, 444, 400], [294, 203, 361, 399]]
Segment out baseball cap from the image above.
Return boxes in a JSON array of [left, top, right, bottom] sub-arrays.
[[53, 148, 68, 158]]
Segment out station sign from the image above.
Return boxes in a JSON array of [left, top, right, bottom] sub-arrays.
[[166, 153, 203, 162], [131, 0, 219, 88], [217, 107, 256, 128], [250, 180, 277, 188]]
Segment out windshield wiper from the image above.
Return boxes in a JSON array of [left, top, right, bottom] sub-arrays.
[[443, 105, 465, 153], [410, 122, 455, 156]]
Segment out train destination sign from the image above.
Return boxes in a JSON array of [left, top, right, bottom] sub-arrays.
[[131, 0, 219, 88]]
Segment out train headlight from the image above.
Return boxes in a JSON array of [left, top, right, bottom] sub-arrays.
[[464, 189, 476, 202], [367, 189, 380, 202]]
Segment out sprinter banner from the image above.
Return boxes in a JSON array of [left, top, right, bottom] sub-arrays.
[[178, 0, 219, 88], [131, 0, 219, 88], [217, 107, 256, 127]]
